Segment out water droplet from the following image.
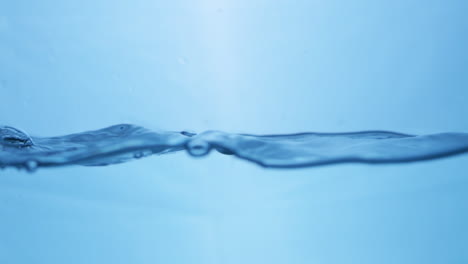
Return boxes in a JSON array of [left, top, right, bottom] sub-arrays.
[[25, 160, 38, 173]]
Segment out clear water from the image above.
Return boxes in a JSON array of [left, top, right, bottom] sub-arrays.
[[1, 1, 468, 264], [2, 124, 468, 171]]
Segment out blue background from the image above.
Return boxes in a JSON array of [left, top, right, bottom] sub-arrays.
[[1, 1, 467, 263]]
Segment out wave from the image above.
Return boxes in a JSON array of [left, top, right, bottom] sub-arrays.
[[1, 124, 468, 172]]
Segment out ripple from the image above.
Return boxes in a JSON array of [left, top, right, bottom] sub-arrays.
[[1, 124, 468, 171]]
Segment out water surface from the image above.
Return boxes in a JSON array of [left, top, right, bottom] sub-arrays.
[[2, 124, 468, 172]]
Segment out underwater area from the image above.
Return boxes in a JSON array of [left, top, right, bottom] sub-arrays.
[[1, 1, 468, 263]]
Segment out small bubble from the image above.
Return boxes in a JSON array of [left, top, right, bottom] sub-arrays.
[[25, 160, 38, 173], [133, 150, 152, 159], [187, 139, 211, 157]]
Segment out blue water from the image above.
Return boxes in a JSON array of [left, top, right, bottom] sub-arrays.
[[1, 1, 468, 264], [2, 124, 468, 171]]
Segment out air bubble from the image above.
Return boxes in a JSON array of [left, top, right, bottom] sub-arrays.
[[186, 139, 211, 157], [25, 160, 38, 172], [133, 150, 152, 159]]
